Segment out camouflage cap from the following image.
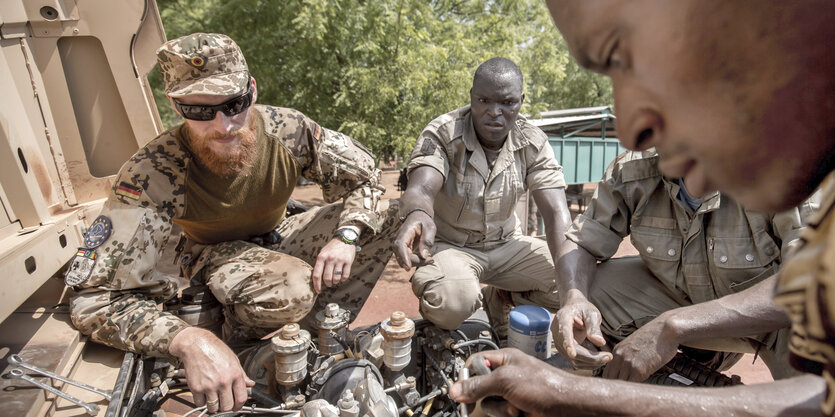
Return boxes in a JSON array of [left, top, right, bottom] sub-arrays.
[[157, 33, 249, 98]]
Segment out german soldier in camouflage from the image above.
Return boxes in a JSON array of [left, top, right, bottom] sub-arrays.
[[68, 33, 400, 414]]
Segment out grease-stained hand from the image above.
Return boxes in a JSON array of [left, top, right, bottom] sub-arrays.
[[450, 348, 570, 417], [393, 211, 436, 270], [312, 237, 358, 293], [552, 297, 612, 369], [603, 317, 679, 382]]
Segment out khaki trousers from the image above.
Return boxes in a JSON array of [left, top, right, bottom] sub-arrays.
[[590, 256, 798, 379], [184, 200, 401, 343], [411, 235, 559, 330]]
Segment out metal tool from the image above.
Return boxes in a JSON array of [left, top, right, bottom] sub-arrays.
[[8, 354, 112, 400], [7, 368, 100, 415], [457, 367, 470, 417]]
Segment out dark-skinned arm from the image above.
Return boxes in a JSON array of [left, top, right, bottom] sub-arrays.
[[534, 187, 611, 367], [451, 348, 823, 417], [552, 238, 613, 369], [603, 274, 791, 381], [531, 187, 572, 265], [393, 166, 444, 270]]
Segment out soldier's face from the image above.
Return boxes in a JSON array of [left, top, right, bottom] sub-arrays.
[[548, 0, 835, 212], [179, 87, 258, 177], [470, 73, 524, 150]]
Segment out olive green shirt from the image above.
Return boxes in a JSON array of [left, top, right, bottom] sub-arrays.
[[407, 105, 566, 248], [567, 150, 809, 304]]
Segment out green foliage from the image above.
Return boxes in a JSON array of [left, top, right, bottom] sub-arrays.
[[150, 0, 612, 163]]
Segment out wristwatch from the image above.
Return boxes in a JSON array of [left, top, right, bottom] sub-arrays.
[[335, 227, 360, 245]]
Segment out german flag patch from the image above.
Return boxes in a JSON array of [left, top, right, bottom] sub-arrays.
[[312, 123, 322, 141], [116, 182, 142, 200]]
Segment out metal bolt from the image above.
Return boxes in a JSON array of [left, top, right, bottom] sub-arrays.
[[390, 311, 406, 326], [281, 323, 300, 339], [326, 303, 339, 318]]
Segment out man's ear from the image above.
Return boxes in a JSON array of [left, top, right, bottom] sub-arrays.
[[521, 92, 526, 104], [250, 77, 258, 104]]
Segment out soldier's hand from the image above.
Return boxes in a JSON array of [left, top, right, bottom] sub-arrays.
[[393, 210, 436, 270], [553, 291, 612, 369], [450, 348, 566, 417], [602, 315, 679, 382], [312, 238, 358, 293], [169, 327, 254, 413]]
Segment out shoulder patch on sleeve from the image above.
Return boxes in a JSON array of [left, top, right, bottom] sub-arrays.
[[312, 122, 322, 140], [116, 182, 142, 200], [64, 248, 96, 286], [419, 137, 437, 156], [84, 215, 112, 249]]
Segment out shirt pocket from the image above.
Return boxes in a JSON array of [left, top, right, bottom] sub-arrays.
[[498, 173, 524, 218], [710, 235, 779, 291], [630, 225, 683, 289]]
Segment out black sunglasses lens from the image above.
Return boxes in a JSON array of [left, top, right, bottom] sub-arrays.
[[181, 105, 217, 121], [177, 86, 251, 121], [221, 93, 252, 117]]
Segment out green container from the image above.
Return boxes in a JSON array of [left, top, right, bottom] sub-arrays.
[[549, 136, 624, 185], [531, 106, 623, 185]]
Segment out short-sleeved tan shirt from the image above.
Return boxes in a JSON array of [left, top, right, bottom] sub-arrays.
[[407, 105, 566, 248], [567, 150, 808, 304], [774, 172, 835, 416]]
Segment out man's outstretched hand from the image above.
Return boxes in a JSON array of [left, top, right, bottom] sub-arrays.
[[393, 210, 436, 270]]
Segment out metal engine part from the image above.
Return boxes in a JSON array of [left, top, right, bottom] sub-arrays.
[[380, 311, 416, 372], [315, 303, 351, 355], [272, 323, 311, 387], [354, 368, 399, 417]]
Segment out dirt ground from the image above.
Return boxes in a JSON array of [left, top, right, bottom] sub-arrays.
[[290, 170, 773, 384]]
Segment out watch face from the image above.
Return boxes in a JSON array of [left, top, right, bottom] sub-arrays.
[[341, 228, 359, 242]]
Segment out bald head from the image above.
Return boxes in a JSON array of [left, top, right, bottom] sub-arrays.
[[473, 57, 523, 90]]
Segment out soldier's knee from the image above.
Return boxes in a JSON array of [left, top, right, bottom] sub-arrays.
[[419, 282, 480, 330], [227, 261, 317, 328]]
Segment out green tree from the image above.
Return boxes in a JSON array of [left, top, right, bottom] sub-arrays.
[[150, 0, 612, 163]]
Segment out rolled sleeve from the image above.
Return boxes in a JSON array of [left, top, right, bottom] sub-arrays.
[[526, 141, 566, 191], [566, 214, 625, 260]]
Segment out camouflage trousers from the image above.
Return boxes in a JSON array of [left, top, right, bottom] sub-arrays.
[[182, 200, 400, 343]]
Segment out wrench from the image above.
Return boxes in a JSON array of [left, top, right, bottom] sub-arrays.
[[7, 368, 100, 415], [8, 354, 112, 400]]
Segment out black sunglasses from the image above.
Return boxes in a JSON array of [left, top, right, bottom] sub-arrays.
[[173, 83, 253, 121]]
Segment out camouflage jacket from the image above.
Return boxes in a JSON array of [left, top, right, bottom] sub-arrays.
[[69, 105, 383, 359]]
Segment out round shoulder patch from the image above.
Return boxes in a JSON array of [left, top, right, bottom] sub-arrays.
[[85, 215, 113, 249]]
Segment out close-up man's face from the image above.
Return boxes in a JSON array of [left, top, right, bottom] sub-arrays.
[[470, 73, 524, 149], [177, 82, 258, 177], [547, 0, 835, 212]]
